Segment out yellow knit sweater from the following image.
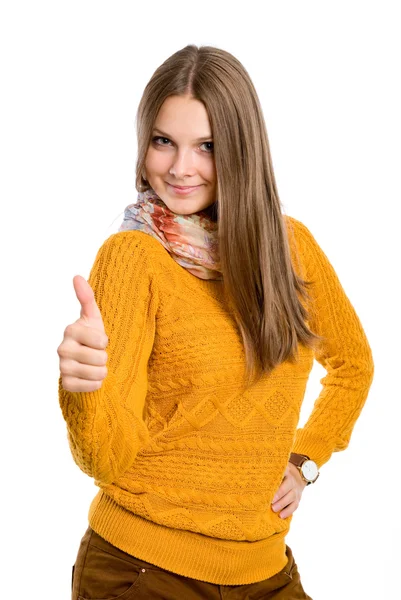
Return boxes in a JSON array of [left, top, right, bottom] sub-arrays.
[[58, 215, 374, 585]]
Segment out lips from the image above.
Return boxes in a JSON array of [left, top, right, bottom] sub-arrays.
[[168, 184, 200, 189]]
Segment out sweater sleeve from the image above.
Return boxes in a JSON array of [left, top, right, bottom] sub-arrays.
[[289, 219, 374, 468], [58, 231, 158, 485]]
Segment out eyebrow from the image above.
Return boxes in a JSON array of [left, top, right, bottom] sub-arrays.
[[153, 128, 213, 142]]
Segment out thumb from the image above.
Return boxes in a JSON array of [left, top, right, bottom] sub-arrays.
[[73, 274, 105, 332]]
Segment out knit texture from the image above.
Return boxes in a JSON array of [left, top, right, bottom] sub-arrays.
[[58, 215, 374, 585]]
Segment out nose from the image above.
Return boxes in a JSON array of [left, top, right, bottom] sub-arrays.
[[169, 148, 196, 179]]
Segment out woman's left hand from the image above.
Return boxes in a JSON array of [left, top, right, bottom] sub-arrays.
[[271, 462, 308, 519]]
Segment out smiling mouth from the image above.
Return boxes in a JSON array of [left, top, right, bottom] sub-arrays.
[[167, 183, 202, 189]]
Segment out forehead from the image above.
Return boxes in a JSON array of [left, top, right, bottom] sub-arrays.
[[154, 95, 212, 139]]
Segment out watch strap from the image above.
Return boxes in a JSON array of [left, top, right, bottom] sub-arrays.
[[289, 452, 319, 485], [289, 452, 310, 467]]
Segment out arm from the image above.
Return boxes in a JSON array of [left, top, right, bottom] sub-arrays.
[[58, 231, 158, 484], [290, 219, 374, 468]]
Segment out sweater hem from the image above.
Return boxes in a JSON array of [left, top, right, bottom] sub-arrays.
[[87, 490, 289, 585]]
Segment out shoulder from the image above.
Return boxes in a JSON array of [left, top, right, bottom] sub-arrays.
[[102, 229, 166, 251], [283, 214, 312, 239], [283, 214, 341, 288], [97, 230, 169, 265], [89, 230, 170, 283], [282, 214, 321, 254], [282, 214, 331, 281], [283, 214, 311, 254]]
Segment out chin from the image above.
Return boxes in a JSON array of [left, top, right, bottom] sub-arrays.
[[163, 196, 214, 216], [167, 204, 208, 216], [149, 182, 215, 215]]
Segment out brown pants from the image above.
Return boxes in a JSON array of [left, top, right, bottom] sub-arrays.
[[72, 525, 312, 599]]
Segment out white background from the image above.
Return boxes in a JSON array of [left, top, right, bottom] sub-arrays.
[[1, 1, 399, 598]]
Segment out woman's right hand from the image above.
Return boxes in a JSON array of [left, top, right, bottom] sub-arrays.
[[57, 275, 109, 392]]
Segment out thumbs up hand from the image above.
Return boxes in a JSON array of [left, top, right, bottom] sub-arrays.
[[57, 275, 109, 392]]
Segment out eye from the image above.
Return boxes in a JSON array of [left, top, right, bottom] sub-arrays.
[[152, 136, 171, 146], [201, 141, 214, 153], [152, 136, 214, 153]]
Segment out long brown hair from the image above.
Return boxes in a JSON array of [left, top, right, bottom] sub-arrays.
[[135, 45, 323, 388]]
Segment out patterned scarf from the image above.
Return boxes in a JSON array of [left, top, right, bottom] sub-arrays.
[[118, 187, 222, 280]]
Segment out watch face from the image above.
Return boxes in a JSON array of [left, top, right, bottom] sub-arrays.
[[301, 460, 319, 481]]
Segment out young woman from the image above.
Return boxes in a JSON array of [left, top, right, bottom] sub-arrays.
[[58, 44, 374, 600]]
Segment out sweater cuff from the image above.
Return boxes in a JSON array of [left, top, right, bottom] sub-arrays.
[[292, 428, 335, 469], [58, 371, 117, 413]]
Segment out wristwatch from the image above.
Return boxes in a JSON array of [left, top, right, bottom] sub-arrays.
[[289, 453, 320, 485]]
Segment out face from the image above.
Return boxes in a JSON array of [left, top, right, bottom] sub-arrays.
[[144, 95, 217, 215]]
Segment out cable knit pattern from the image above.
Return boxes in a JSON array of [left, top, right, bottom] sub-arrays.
[[58, 216, 374, 585]]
